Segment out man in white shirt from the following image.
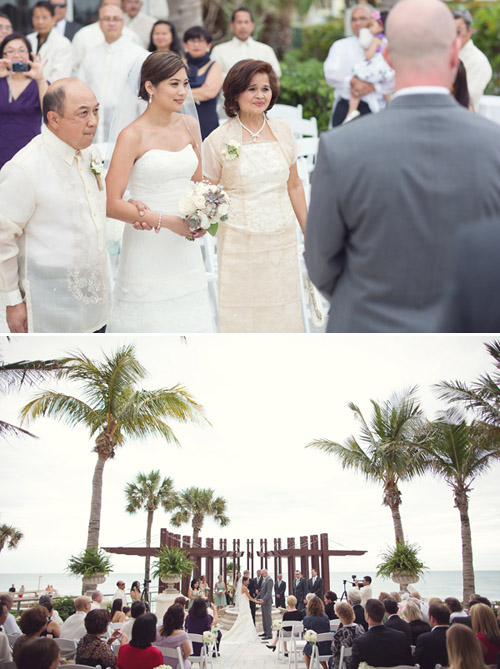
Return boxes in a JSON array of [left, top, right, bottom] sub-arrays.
[[324, 3, 393, 126], [123, 0, 156, 49], [78, 3, 147, 143], [453, 9, 492, 111], [355, 576, 372, 606], [121, 601, 145, 639], [90, 591, 103, 610], [71, 0, 142, 75], [60, 596, 92, 640], [27, 2, 72, 82], [0, 596, 21, 636], [49, 0, 82, 41], [0, 602, 12, 662], [113, 580, 128, 608], [0, 78, 110, 333], [211, 7, 281, 79]]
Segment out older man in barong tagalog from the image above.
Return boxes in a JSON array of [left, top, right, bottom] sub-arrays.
[[0, 78, 109, 333]]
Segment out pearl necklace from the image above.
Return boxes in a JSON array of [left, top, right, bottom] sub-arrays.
[[237, 114, 267, 142]]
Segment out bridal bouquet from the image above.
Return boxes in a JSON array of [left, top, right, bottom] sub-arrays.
[[178, 180, 229, 237], [304, 629, 318, 644]]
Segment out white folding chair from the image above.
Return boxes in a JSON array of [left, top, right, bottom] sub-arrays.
[[287, 623, 306, 669], [199, 233, 218, 321], [278, 621, 303, 662], [153, 644, 185, 667], [310, 631, 335, 669], [109, 622, 123, 631], [296, 137, 319, 177], [329, 619, 341, 631], [268, 103, 303, 120], [187, 632, 214, 668], [288, 117, 318, 140], [339, 645, 352, 669], [5, 634, 19, 649], [53, 637, 77, 661]]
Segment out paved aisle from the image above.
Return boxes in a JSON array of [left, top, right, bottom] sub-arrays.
[[218, 639, 285, 667]]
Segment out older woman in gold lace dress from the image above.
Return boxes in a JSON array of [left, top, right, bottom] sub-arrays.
[[203, 59, 307, 333]]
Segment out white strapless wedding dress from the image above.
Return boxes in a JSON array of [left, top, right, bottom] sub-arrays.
[[221, 594, 259, 645], [107, 146, 215, 332]]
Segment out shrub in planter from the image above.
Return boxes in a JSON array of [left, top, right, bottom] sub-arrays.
[[53, 595, 76, 622]]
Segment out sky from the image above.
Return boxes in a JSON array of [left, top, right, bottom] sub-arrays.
[[1, 334, 500, 582]]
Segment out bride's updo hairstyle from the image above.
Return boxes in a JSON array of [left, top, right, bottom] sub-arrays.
[[139, 51, 187, 101], [223, 59, 280, 117]]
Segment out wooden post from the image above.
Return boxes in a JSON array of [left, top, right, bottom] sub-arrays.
[[320, 533, 330, 592], [300, 535, 308, 578], [311, 534, 319, 574], [287, 537, 295, 597], [182, 535, 191, 596], [206, 537, 214, 603]]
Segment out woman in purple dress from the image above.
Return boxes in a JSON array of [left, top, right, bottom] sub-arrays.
[[185, 597, 220, 656], [0, 33, 47, 168], [156, 603, 192, 668]]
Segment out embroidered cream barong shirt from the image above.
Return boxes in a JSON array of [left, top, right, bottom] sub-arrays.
[[211, 36, 281, 78], [0, 128, 109, 332]]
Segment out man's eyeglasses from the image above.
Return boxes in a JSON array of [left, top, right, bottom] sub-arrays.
[[52, 3, 67, 7], [100, 17, 123, 22]]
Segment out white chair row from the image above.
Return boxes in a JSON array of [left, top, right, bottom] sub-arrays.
[[154, 632, 215, 669], [268, 103, 304, 121]]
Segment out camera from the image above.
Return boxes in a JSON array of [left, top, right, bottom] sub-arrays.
[[12, 62, 30, 73], [352, 575, 357, 581]]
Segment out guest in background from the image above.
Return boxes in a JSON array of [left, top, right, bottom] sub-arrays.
[[122, 601, 146, 639], [16, 637, 61, 669], [413, 603, 450, 669], [471, 603, 500, 664], [49, 0, 82, 41], [110, 598, 126, 624], [324, 592, 338, 620], [76, 608, 124, 668], [0, 595, 21, 635], [446, 623, 488, 669], [199, 575, 210, 600], [188, 578, 203, 610], [186, 597, 219, 656], [13, 606, 50, 663], [303, 596, 330, 669], [37, 595, 60, 638], [114, 580, 128, 608], [90, 591, 103, 610], [329, 601, 364, 669], [214, 575, 226, 611], [452, 60, 472, 109], [384, 597, 412, 643], [117, 612, 163, 669], [0, 602, 12, 662], [453, 9, 491, 111], [266, 595, 303, 651], [0, 12, 12, 40], [355, 576, 372, 606], [347, 589, 368, 631], [308, 569, 324, 600], [445, 597, 469, 623], [27, 1, 72, 82], [130, 581, 141, 602], [60, 597, 92, 640], [123, 0, 155, 49], [0, 33, 48, 168], [293, 571, 309, 613], [274, 574, 286, 610], [184, 26, 222, 140], [401, 598, 431, 645], [155, 604, 192, 668], [148, 19, 182, 55]]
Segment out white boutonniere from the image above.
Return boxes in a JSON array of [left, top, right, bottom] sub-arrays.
[[221, 140, 241, 161], [90, 154, 105, 191]]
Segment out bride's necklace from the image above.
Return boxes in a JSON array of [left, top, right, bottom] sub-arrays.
[[237, 114, 267, 142]]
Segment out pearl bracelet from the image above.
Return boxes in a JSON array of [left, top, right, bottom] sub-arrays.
[[155, 212, 162, 234]]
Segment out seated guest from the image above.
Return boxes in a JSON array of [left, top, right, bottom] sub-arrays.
[[266, 594, 303, 651], [324, 591, 339, 620], [76, 608, 125, 667], [409, 590, 429, 622], [0, 601, 12, 661], [329, 601, 364, 669], [347, 589, 368, 631], [0, 33, 48, 169], [148, 20, 182, 55], [27, 1, 72, 82], [401, 598, 431, 645], [471, 603, 500, 664], [303, 595, 330, 669], [90, 591, 103, 610], [446, 622, 488, 669], [155, 603, 192, 668], [39, 594, 63, 626], [0, 594, 21, 635], [37, 595, 60, 638], [413, 603, 450, 669], [123, 606, 131, 617], [378, 591, 391, 604], [13, 605, 50, 663], [349, 598, 413, 669], [186, 597, 218, 656], [384, 597, 412, 643], [60, 596, 92, 640], [16, 637, 61, 669], [122, 601, 146, 639], [110, 598, 127, 624], [116, 612, 163, 669], [445, 597, 469, 622]]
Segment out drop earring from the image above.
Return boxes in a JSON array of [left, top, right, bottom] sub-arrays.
[[149, 94, 153, 104]]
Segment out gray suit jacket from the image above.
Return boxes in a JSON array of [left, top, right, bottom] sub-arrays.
[[305, 94, 500, 332], [259, 576, 274, 604]]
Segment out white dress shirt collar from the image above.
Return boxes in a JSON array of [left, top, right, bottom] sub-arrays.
[[392, 86, 451, 99], [230, 35, 256, 47], [42, 126, 79, 166]]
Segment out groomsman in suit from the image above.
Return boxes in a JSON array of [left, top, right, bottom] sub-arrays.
[[255, 569, 263, 597], [274, 574, 286, 609], [413, 603, 450, 669], [308, 568, 324, 599], [306, 0, 500, 333], [293, 570, 308, 613], [257, 569, 274, 640]]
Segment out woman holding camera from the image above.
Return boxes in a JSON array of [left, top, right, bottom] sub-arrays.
[[0, 32, 47, 168]]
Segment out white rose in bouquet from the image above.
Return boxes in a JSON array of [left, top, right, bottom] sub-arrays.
[[304, 629, 318, 644], [178, 180, 230, 239]]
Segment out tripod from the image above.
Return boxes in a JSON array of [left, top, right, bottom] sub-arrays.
[[340, 580, 349, 601], [141, 579, 151, 607]]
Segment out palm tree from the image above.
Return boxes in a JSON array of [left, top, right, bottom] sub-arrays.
[[0, 524, 23, 554], [306, 387, 427, 544], [170, 487, 229, 546], [419, 412, 500, 604], [125, 470, 178, 582], [20, 344, 208, 549]]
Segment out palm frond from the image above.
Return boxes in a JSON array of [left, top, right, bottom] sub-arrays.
[[20, 392, 96, 430], [0, 419, 38, 440]]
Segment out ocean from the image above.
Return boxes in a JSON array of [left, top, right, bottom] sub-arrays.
[[1, 571, 499, 604]]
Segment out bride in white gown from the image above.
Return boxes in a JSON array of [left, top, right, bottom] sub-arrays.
[[106, 51, 214, 332], [222, 576, 260, 645]]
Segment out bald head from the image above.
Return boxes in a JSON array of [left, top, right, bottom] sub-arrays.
[[44, 78, 99, 149], [75, 596, 92, 611], [385, 0, 459, 88]]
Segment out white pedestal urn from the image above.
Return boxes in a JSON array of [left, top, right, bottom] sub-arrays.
[[154, 575, 181, 619], [82, 573, 106, 596], [391, 571, 419, 593]]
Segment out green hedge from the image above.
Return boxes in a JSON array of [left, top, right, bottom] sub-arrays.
[[300, 19, 345, 62]]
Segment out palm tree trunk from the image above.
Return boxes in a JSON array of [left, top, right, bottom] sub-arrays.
[[145, 508, 154, 582], [389, 502, 405, 544], [167, 0, 202, 38], [455, 485, 475, 603], [383, 480, 405, 544], [86, 455, 106, 548]]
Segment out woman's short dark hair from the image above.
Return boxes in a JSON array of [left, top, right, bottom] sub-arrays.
[[190, 597, 208, 618], [160, 603, 185, 637], [130, 612, 158, 648], [16, 637, 59, 669], [139, 50, 187, 101], [183, 25, 212, 44], [306, 595, 325, 618], [223, 59, 279, 118], [453, 60, 471, 109], [1, 32, 32, 58], [32, 1, 55, 16], [190, 578, 200, 589], [148, 20, 181, 55], [324, 591, 337, 603], [110, 598, 123, 617], [19, 606, 49, 635], [174, 596, 187, 608], [84, 608, 110, 635]]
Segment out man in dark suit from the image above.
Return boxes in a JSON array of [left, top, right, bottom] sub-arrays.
[[413, 603, 450, 669], [274, 573, 286, 609], [308, 568, 324, 600], [293, 570, 308, 613], [349, 599, 413, 669], [384, 597, 412, 643], [255, 569, 263, 597], [49, 0, 82, 41], [306, 0, 500, 333]]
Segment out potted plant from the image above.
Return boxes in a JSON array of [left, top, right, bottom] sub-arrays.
[[66, 547, 113, 595], [151, 546, 195, 595], [376, 541, 427, 592], [226, 560, 234, 580]]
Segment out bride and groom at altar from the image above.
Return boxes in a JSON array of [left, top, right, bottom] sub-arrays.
[[222, 569, 274, 644]]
